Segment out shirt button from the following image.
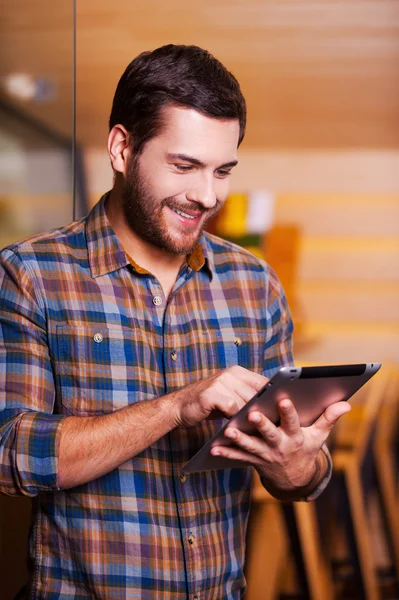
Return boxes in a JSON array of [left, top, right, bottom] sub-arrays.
[[188, 534, 195, 545], [93, 333, 103, 343], [234, 336, 242, 347], [180, 473, 187, 483], [152, 295, 162, 306], [171, 350, 177, 361]]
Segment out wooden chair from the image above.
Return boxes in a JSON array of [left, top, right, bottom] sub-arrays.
[[246, 469, 335, 600], [329, 364, 393, 600], [373, 365, 399, 584], [246, 365, 393, 600], [246, 359, 334, 600], [245, 488, 289, 600]]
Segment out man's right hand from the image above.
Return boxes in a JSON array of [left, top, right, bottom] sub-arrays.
[[171, 365, 268, 428], [57, 366, 267, 489]]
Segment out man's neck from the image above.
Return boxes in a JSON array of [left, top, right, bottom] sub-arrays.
[[105, 188, 185, 289]]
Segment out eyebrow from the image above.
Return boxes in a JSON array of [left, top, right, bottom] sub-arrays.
[[167, 153, 238, 170]]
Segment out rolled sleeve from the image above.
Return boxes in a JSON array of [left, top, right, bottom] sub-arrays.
[[1, 410, 64, 496], [301, 443, 333, 502], [0, 248, 65, 497]]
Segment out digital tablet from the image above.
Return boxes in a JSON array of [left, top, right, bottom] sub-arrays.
[[182, 363, 381, 473]]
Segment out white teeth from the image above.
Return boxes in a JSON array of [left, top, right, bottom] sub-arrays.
[[171, 207, 196, 219]]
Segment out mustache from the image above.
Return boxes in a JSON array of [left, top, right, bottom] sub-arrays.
[[162, 198, 219, 215]]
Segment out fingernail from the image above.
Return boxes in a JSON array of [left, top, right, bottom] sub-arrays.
[[225, 429, 236, 439], [212, 448, 220, 456], [250, 413, 261, 423]]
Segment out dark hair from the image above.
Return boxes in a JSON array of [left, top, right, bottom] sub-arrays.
[[109, 44, 246, 154]]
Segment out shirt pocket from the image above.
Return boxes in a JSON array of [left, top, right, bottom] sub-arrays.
[[200, 327, 265, 375], [53, 324, 149, 416]]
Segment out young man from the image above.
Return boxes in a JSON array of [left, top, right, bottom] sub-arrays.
[[0, 45, 349, 599]]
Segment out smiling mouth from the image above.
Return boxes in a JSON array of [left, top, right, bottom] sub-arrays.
[[169, 206, 202, 221]]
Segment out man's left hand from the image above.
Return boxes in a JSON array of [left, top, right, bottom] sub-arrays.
[[210, 398, 351, 492]]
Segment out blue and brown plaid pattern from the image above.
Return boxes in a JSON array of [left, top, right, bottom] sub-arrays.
[[0, 193, 326, 599]]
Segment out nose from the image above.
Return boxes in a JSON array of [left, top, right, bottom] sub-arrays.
[[185, 174, 217, 209]]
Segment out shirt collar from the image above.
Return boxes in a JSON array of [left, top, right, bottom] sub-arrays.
[[86, 192, 213, 280], [126, 240, 213, 281], [196, 236, 214, 281], [86, 192, 130, 279]]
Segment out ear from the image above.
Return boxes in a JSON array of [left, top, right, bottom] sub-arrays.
[[108, 125, 131, 174]]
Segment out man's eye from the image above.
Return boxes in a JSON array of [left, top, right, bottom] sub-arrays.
[[216, 170, 231, 178], [175, 164, 193, 172]]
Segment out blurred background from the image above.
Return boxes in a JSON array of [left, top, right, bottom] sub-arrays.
[[0, 1, 398, 598]]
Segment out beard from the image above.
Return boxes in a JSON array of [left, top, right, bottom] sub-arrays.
[[122, 155, 221, 256]]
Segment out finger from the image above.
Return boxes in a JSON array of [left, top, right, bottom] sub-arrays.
[[227, 365, 268, 391], [277, 399, 301, 435], [224, 426, 270, 458], [211, 443, 263, 466], [248, 411, 282, 447], [232, 381, 262, 404], [207, 382, 265, 419], [312, 401, 351, 437], [212, 393, 248, 418]]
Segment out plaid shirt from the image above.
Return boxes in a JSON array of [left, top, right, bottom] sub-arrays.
[[0, 194, 330, 599]]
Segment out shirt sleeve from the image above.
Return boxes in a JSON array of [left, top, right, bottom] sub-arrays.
[[301, 443, 333, 502], [262, 266, 295, 378], [0, 248, 65, 497]]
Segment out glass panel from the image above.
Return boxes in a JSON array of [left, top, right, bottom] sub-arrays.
[[0, 2, 76, 598], [0, 0, 77, 250]]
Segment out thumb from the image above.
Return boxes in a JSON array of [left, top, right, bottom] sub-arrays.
[[312, 401, 351, 436]]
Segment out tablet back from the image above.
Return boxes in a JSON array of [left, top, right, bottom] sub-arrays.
[[183, 362, 381, 473]]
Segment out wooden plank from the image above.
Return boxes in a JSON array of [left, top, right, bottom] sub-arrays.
[[2, 0, 399, 148], [294, 323, 399, 364], [299, 238, 399, 281], [275, 195, 399, 237], [297, 282, 399, 321]]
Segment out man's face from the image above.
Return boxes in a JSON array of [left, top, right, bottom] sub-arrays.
[[122, 106, 240, 255]]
